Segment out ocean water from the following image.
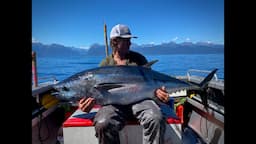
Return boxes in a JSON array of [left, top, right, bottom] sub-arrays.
[[35, 54, 224, 84]]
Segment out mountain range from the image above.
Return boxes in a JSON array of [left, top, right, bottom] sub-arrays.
[[32, 41, 224, 57]]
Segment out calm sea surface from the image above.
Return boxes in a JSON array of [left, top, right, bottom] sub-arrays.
[[35, 54, 224, 84]]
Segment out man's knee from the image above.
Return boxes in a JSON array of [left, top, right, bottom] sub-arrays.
[[94, 118, 110, 131]]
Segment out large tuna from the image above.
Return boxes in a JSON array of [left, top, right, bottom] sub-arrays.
[[52, 65, 217, 106]]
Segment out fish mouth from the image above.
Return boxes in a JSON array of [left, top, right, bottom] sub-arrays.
[[51, 84, 71, 96], [51, 91, 60, 97], [50, 88, 63, 99], [50, 87, 80, 102], [50, 90, 72, 102]]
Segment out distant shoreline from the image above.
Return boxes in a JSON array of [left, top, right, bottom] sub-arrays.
[[32, 42, 223, 57]]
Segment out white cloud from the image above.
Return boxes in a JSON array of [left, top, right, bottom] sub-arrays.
[[172, 37, 178, 41], [185, 38, 191, 41], [32, 37, 35, 42], [79, 46, 90, 49], [32, 37, 39, 43], [207, 41, 212, 44]]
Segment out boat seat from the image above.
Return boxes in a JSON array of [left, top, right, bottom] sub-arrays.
[[62, 105, 184, 144], [63, 104, 183, 127]]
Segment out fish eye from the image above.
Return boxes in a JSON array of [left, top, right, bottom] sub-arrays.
[[84, 73, 94, 80], [62, 86, 69, 91]]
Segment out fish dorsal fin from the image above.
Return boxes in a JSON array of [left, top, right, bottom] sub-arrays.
[[143, 60, 159, 68], [94, 83, 123, 90]]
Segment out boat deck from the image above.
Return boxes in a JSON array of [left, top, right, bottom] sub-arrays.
[[32, 69, 224, 144]]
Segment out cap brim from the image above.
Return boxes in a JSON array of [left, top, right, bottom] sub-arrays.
[[120, 35, 138, 38]]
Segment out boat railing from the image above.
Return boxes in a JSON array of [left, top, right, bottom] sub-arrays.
[[186, 69, 219, 81], [32, 76, 59, 90], [184, 69, 224, 95], [32, 51, 59, 89], [38, 76, 59, 84]]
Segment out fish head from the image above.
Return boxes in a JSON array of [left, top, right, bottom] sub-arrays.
[[51, 72, 100, 102]]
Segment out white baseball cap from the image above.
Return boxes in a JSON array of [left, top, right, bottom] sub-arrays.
[[110, 24, 138, 39]]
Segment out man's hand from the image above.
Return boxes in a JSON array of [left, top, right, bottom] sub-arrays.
[[155, 86, 169, 103], [78, 97, 96, 113]]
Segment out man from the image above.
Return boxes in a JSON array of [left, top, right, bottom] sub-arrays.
[[78, 24, 169, 144]]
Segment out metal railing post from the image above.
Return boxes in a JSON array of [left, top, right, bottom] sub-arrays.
[[104, 22, 109, 57], [32, 51, 38, 87]]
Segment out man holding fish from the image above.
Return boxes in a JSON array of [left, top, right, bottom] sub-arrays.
[[78, 24, 169, 144]]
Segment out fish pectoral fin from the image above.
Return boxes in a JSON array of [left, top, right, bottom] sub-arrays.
[[94, 83, 123, 90]]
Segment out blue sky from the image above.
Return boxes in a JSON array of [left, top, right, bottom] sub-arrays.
[[32, 0, 224, 49]]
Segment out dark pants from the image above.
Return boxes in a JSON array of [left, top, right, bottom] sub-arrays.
[[93, 100, 166, 144]]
